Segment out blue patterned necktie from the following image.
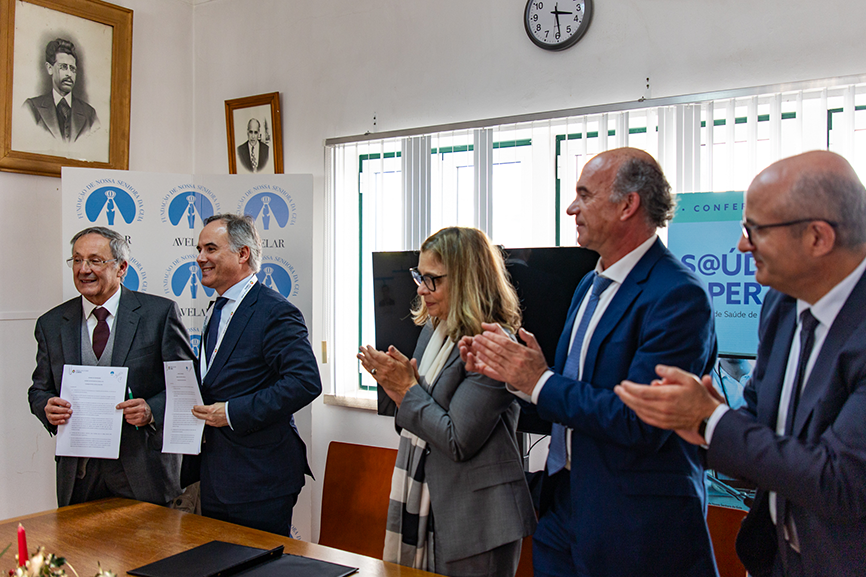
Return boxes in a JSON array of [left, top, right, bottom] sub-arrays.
[[204, 297, 229, 364], [547, 273, 614, 475]]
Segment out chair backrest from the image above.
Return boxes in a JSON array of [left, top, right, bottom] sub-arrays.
[[707, 504, 748, 577], [319, 441, 398, 558]]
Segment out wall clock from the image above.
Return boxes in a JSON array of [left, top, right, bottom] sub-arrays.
[[524, 0, 593, 51]]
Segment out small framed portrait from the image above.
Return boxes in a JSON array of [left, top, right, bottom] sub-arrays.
[[0, 0, 133, 177], [225, 92, 283, 175]]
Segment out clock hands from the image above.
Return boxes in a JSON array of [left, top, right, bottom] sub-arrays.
[[550, 2, 573, 35]]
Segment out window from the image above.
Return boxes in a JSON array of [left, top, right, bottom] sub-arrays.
[[324, 77, 866, 403]]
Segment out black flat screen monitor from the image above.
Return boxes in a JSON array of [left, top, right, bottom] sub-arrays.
[[372, 246, 598, 420]]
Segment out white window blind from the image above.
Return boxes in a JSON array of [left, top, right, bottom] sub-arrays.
[[325, 76, 866, 401]]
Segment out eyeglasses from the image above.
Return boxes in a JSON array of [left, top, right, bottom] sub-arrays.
[[740, 218, 838, 244], [410, 267, 447, 292], [66, 257, 119, 270]]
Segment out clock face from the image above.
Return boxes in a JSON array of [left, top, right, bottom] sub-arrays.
[[524, 0, 593, 51]]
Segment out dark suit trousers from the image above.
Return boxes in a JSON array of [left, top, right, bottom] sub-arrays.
[[532, 471, 576, 577], [69, 458, 136, 505], [773, 535, 805, 577], [200, 482, 299, 537]]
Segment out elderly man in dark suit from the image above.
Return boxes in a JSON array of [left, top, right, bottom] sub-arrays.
[[236, 119, 269, 172], [617, 150, 866, 577], [463, 148, 719, 577], [192, 213, 321, 536], [24, 38, 99, 142], [29, 227, 194, 507]]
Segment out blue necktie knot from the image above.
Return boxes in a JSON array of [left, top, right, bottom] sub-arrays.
[[204, 297, 229, 364]]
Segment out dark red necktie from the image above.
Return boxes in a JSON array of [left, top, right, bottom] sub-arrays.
[[92, 307, 110, 360]]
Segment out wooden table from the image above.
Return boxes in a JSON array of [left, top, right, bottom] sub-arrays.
[[0, 498, 436, 577]]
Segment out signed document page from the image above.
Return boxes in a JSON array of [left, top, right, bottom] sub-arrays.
[[56, 365, 128, 458], [162, 360, 204, 455]]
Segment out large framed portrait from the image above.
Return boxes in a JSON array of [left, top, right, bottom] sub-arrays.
[[226, 92, 283, 175], [0, 0, 132, 177]]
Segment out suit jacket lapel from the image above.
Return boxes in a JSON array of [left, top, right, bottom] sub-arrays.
[[36, 95, 61, 138], [792, 271, 866, 435], [71, 100, 87, 140], [203, 283, 259, 387], [758, 298, 796, 426], [553, 275, 593, 373], [436, 345, 462, 379], [111, 287, 141, 368], [60, 298, 83, 366], [581, 239, 664, 384]]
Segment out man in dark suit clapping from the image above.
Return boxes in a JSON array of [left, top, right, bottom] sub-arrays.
[[617, 151, 866, 577], [192, 213, 321, 536]]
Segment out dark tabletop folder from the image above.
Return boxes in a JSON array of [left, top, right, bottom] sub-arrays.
[[128, 540, 357, 577]]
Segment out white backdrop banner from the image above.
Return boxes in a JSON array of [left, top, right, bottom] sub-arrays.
[[61, 168, 315, 539]]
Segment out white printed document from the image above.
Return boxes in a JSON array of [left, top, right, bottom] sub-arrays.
[[56, 365, 128, 459], [162, 360, 204, 455]]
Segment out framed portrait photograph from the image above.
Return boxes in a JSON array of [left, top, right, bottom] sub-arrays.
[[0, 0, 132, 177], [226, 92, 283, 175]]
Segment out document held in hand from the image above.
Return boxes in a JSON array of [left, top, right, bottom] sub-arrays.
[[56, 365, 128, 459], [162, 360, 205, 455]]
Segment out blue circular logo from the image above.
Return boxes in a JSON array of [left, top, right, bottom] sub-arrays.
[[167, 191, 216, 229], [85, 186, 137, 224], [257, 257, 300, 299], [164, 258, 216, 300]]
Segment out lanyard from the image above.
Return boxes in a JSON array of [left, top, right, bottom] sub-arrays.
[[201, 276, 256, 376]]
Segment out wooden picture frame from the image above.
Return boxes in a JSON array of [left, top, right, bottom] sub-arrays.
[[0, 0, 133, 177], [226, 92, 283, 175]]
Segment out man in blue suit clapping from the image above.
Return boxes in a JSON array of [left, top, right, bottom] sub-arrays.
[[463, 148, 719, 577], [191, 214, 321, 536]]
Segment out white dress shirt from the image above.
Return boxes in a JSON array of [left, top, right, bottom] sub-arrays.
[[510, 235, 658, 468], [52, 89, 73, 110], [82, 287, 122, 342], [200, 273, 258, 429]]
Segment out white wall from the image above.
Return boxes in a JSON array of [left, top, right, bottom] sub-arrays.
[[4, 0, 866, 542], [0, 0, 193, 519]]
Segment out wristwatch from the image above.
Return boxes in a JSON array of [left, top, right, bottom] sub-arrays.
[[698, 417, 710, 441]]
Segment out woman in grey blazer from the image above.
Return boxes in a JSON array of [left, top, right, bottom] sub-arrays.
[[358, 227, 536, 577]]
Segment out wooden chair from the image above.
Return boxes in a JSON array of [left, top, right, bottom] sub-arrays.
[[514, 535, 533, 577], [319, 441, 398, 558], [708, 504, 748, 577]]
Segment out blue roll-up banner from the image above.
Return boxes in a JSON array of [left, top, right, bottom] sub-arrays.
[[668, 192, 766, 357], [60, 167, 315, 539]]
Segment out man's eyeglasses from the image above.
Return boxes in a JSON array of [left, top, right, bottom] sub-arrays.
[[410, 268, 447, 292], [741, 218, 838, 244], [66, 257, 119, 270]]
